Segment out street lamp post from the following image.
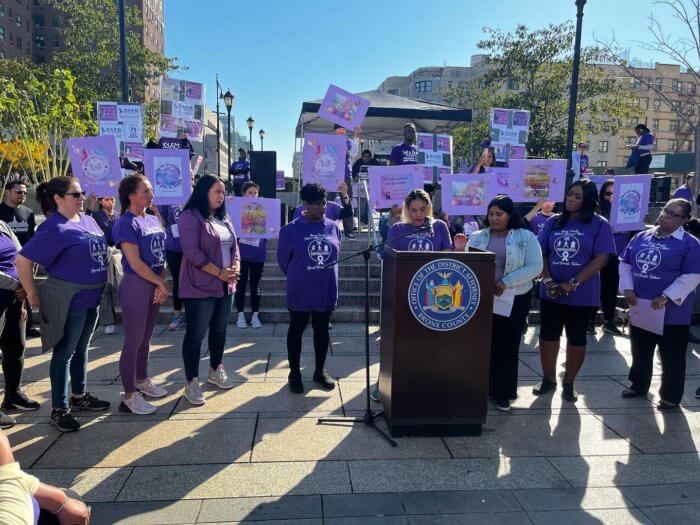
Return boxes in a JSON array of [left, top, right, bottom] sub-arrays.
[[117, 0, 128, 102], [223, 90, 235, 187], [215, 74, 222, 177], [259, 129, 266, 151], [565, 0, 587, 187], [247, 116, 255, 152]]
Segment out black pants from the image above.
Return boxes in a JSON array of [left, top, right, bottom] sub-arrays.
[[166, 249, 183, 311], [0, 293, 27, 398], [592, 256, 619, 324], [629, 324, 689, 404], [635, 154, 652, 174], [234, 260, 264, 313], [287, 310, 331, 375], [327, 191, 354, 235], [490, 290, 531, 402]]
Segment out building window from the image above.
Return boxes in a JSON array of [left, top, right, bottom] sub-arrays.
[[387, 89, 398, 95], [670, 119, 679, 131], [669, 139, 678, 151], [629, 77, 641, 89], [35, 54, 44, 63], [0, 2, 4, 17], [33, 13, 42, 27], [598, 140, 608, 153], [601, 120, 610, 132], [0, 50, 4, 58], [655, 77, 663, 91], [52, 34, 59, 47], [33, 34, 42, 46], [626, 136, 637, 147], [652, 118, 659, 131], [597, 161, 607, 167], [414, 80, 432, 93], [672, 79, 681, 92], [14, 13, 19, 27], [686, 141, 693, 151], [0, 26, 3, 41], [687, 83, 696, 95], [15, 34, 20, 48], [654, 99, 661, 110]]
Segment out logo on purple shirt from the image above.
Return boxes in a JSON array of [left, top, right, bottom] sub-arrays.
[[408, 235, 434, 251], [88, 236, 108, 271], [635, 246, 662, 276], [306, 234, 332, 269], [553, 234, 581, 264]]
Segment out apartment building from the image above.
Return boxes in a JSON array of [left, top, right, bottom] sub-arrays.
[[0, 0, 33, 60]]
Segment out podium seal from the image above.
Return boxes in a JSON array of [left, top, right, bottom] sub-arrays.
[[408, 258, 480, 331]]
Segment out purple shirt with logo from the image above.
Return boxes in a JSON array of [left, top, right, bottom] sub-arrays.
[[529, 212, 551, 237], [538, 214, 615, 306], [0, 233, 18, 279], [277, 216, 341, 311], [389, 143, 419, 165], [293, 200, 342, 221], [620, 229, 700, 324], [20, 213, 108, 309], [386, 220, 453, 251], [157, 204, 183, 252], [90, 209, 119, 247], [113, 212, 167, 275], [673, 185, 693, 202], [238, 237, 267, 263]]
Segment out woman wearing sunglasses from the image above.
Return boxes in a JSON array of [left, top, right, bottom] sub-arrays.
[[16, 176, 110, 433]]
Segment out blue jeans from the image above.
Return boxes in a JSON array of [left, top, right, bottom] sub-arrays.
[[50, 308, 99, 408], [182, 294, 232, 381]]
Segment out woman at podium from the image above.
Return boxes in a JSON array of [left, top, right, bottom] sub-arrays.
[[468, 196, 543, 412], [536, 179, 615, 403]]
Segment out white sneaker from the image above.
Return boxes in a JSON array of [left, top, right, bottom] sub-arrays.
[[250, 313, 262, 329], [208, 364, 234, 389], [104, 324, 116, 335], [236, 312, 248, 329], [121, 392, 156, 415], [184, 378, 205, 405], [136, 378, 168, 398]]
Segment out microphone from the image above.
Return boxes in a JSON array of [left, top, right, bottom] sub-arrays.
[[423, 217, 434, 236]]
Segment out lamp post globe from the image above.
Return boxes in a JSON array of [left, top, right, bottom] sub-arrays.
[[259, 129, 266, 151], [223, 89, 235, 188], [247, 116, 255, 152]]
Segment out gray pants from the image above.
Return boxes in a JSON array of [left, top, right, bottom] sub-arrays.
[[99, 282, 117, 326]]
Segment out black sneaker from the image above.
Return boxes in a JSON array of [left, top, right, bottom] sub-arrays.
[[26, 326, 41, 338], [50, 408, 80, 432], [69, 392, 110, 412], [2, 391, 40, 411], [621, 387, 644, 398], [533, 378, 556, 395], [689, 332, 700, 344], [313, 370, 336, 390], [288, 373, 304, 394], [0, 411, 16, 429], [496, 400, 511, 412], [602, 322, 623, 335], [562, 383, 578, 402], [657, 400, 679, 411]]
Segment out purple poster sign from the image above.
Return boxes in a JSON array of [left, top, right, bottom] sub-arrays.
[[143, 148, 192, 205], [276, 170, 285, 191], [589, 175, 610, 192], [226, 197, 281, 239], [487, 167, 511, 193], [513, 111, 530, 127], [368, 164, 424, 209], [67, 136, 122, 197], [609, 175, 652, 232], [492, 109, 509, 125], [441, 174, 499, 216], [98, 103, 118, 122], [317, 84, 370, 130], [507, 159, 567, 203], [302, 133, 346, 191]]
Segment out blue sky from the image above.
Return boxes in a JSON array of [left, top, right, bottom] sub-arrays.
[[164, 0, 690, 175]]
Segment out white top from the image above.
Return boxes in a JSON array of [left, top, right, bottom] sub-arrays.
[[210, 217, 234, 269]]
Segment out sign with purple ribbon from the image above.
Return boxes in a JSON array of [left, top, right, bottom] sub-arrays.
[[441, 173, 499, 216], [368, 164, 424, 209], [226, 197, 281, 239], [609, 175, 652, 232], [276, 170, 285, 191], [317, 84, 370, 130], [417, 132, 453, 183], [143, 148, 192, 205], [159, 77, 205, 142], [67, 135, 123, 197], [302, 133, 346, 191], [507, 159, 566, 203]]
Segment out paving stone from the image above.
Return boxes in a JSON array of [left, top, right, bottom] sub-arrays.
[[19, 352, 121, 382], [5, 423, 59, 467], [620, 482, 700, 507], [348, 458, 569, 493], [197, 495, 321, 522], [549, 453, 700, 488], [324, 517, 409, 525], [89, 500, 202, 524], [401, 490, 521, 514], [520, 352, 634, 377], [446, 414, 633, 458], [266, 354, 378, 382], [28, 467, 132, 502], [597, 411, 700, 453], [117, 461, 352, 500], [146, 355, 269, 384], [636, 503, 700, 523], [527, 507, 652, 524], [322, 493, 406, 518], [252, 417, 449, 462], [511, 487, 632, 511], [407, 513, 532, 525], [35, 418, 255, 468]]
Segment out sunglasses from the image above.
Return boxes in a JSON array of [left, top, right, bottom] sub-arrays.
[[63, 191, 86, 199]]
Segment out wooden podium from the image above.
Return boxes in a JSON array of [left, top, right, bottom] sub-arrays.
[[379, 248, 495, 437]]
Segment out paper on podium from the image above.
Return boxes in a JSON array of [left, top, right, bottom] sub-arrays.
[[629, 298, 665, 336], [493, 289, 515, 317]]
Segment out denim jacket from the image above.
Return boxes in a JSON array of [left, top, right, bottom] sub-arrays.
[[468, 227, 543, 296]]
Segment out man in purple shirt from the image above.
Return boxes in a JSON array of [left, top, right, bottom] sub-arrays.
[[673, 172, 694, 204], [389, 123, 419, 165]]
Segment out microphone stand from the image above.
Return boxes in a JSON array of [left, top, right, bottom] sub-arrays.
[[317, 223, 432, 447]]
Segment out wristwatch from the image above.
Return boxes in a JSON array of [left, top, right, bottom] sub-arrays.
[[661, 293, 671, 303], [568, 278, 580, 290]]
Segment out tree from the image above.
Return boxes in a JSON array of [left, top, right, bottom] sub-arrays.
[[600, 0, 700, 177], [445, 23, 640, 162]]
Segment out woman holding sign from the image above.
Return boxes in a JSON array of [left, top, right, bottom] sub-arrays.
[[178, 176, 240, 405], [618, 199, 700, 410], [468, 196, 543, 411], [535, 179, 615, 402]]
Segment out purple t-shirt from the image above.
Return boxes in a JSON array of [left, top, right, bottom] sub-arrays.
[[673, 186, 693, 202], [277, 216, 341, 311], [620, 229, 700, 325], [238, 237, 267, 263], [293, 200, 343, 221], [0, 232, 18, 279], [386, 220, 452, 251], [20, 213, 108, 309], [90, 209, 119, 247], [157, 204, 183, 252], [113, 212, 167, 275], [389, 143, 419, 165], [538, 214, 615, 306], [529, 212, 552, 237]]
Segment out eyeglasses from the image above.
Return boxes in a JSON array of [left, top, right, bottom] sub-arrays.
[[63, 191, 86, 199], [662, 209, 687, 219]]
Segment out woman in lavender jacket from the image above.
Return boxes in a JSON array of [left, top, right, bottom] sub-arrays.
[[178, 176, 240, 406]]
